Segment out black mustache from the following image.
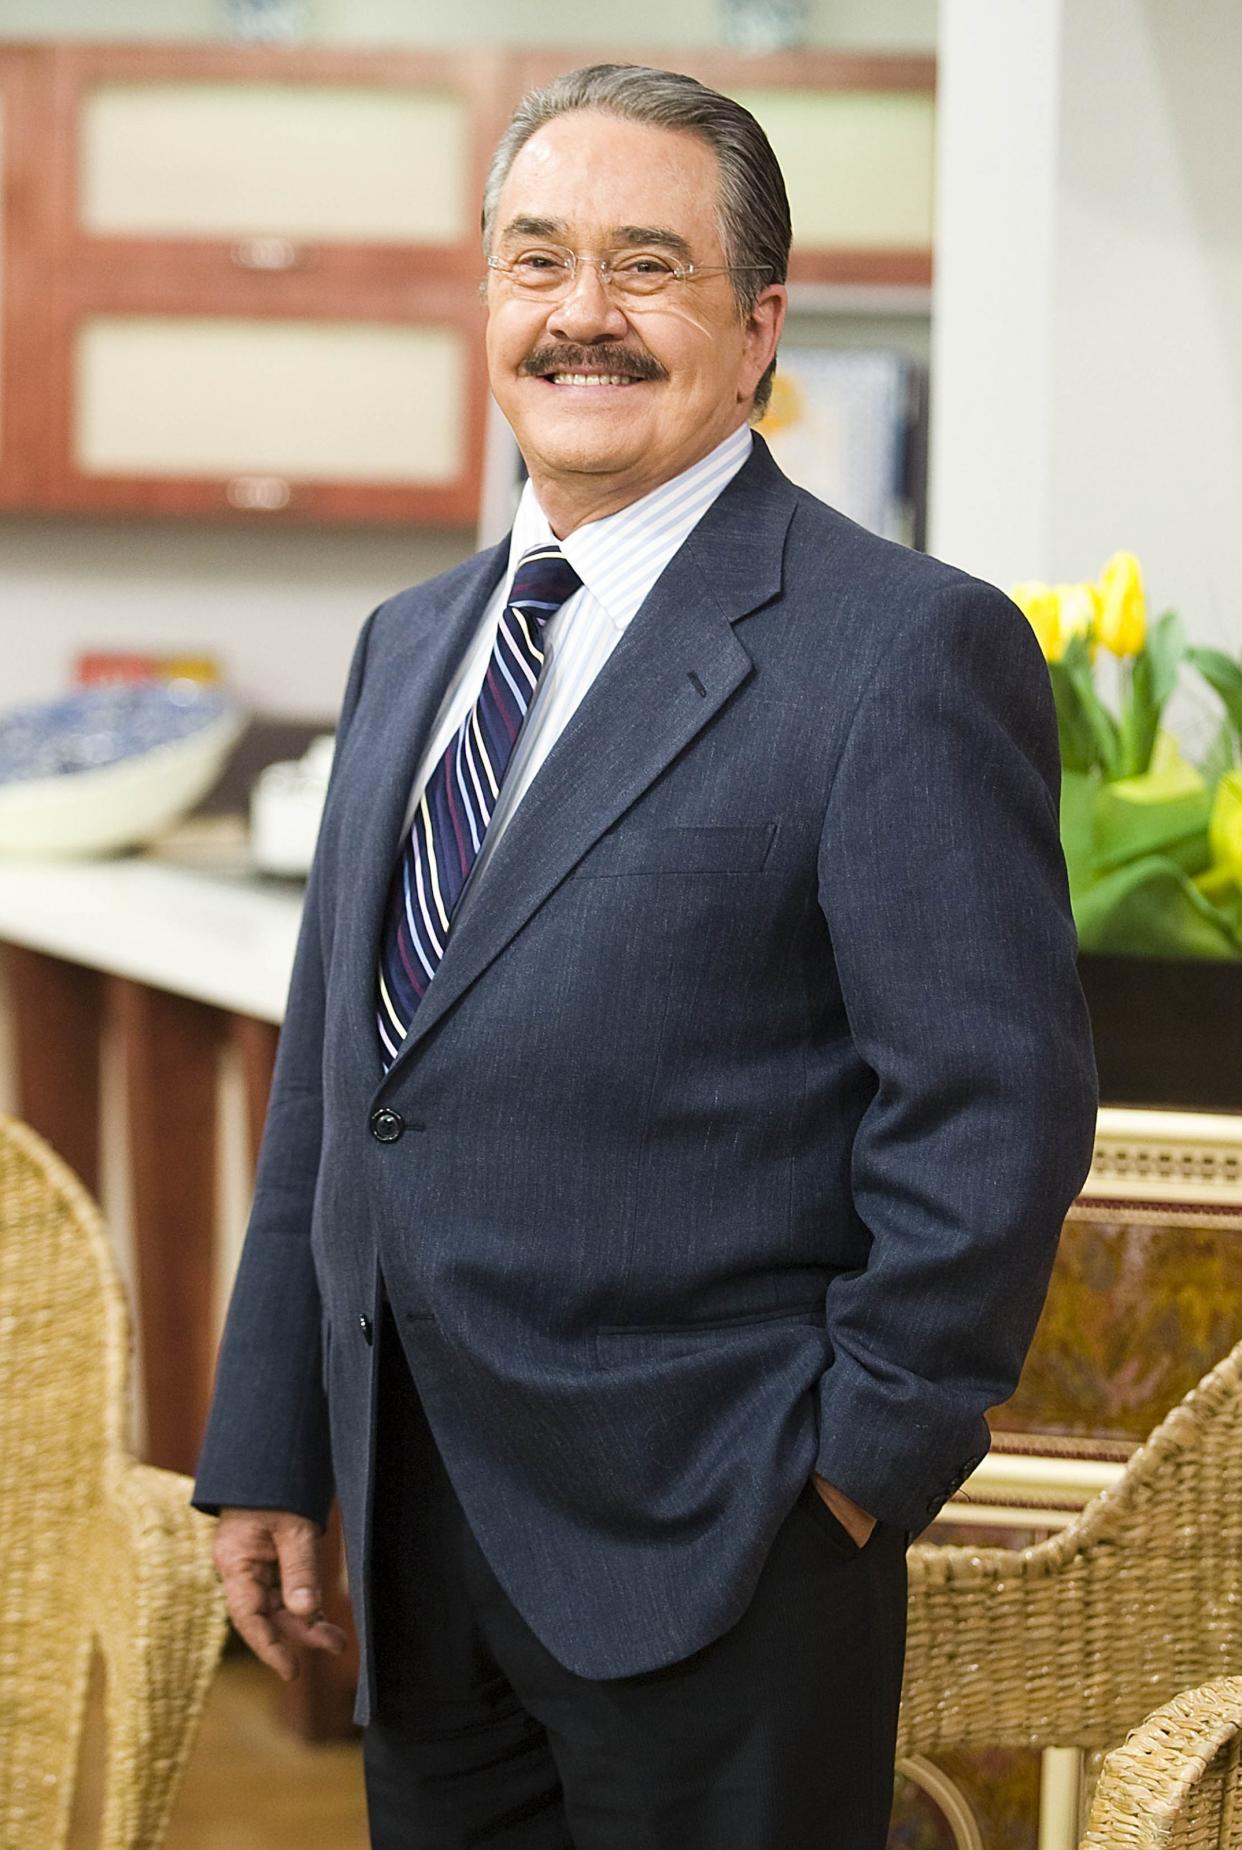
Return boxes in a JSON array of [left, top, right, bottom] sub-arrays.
[[522, 345, 667, 383]]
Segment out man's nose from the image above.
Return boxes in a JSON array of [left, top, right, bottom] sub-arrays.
[[545, 261, 630, 342]]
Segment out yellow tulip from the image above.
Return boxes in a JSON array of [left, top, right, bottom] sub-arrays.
[[1209, 769, 1242, 887], [1096, 550, 1147, 656], [1053, 581, 1102, 650], [1009, 580, 1063, 661]]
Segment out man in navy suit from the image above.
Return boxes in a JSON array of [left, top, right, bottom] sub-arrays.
[[196, 64, 1097, 1849]]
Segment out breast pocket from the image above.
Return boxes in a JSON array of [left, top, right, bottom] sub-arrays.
[[573, 823, 778, 878]]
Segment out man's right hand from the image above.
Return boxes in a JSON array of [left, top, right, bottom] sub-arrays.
[[214, 1507, 348, 1681]]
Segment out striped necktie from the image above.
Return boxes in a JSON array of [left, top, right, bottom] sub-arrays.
[[375, 543, 582, 1068]]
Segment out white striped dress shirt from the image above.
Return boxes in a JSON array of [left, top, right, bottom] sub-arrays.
[[398, 423, 753, 894]]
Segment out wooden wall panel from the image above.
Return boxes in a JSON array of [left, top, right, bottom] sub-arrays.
[[0, 49, 55, 509]]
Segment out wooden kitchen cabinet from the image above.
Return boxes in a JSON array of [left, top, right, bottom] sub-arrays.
[[0, 42, 935, 528], [40, 43, 509, 525]]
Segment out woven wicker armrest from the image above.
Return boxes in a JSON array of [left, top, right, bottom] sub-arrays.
[[1080, 1678, 1242, 1847], [899, 1533, 1073, 1755], [899, 1336, 1242, 1763], [1, 1116, 228, 1850], [87, 1461, 227, 1850]]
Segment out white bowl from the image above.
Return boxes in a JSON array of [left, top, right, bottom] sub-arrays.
[[0, 707, 246, 858]]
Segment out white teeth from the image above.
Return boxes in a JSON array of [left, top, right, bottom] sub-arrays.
[[548, 373, 635, 387]]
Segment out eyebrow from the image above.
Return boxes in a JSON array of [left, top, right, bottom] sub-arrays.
[[498, 216, 695, 261], [611, 225, 694, 260], [499, 215, 566, 241]]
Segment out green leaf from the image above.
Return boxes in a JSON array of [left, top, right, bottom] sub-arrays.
[[1093, 771, 1212, 875], [1150, 728, 1193, 776], [1061, 634, 1121, 779], [1200, 716, 1241, 784], [1117, 611, 1186, 778], [1119, 652, 1156, 778], [1074, 854, 1242, 961], [1048, 661, 1100, 773], [1187, 646, 1242, 745], [1146, 609, 1187, 707], [1059, 769, 1097, 906]]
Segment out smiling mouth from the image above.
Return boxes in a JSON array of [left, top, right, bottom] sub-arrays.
[[522, 346, 666, 390], [546, 372, 643, 387]]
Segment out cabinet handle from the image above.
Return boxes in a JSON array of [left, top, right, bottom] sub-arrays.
[[227, 476, 292, 511], [230, 236, 301, 271]]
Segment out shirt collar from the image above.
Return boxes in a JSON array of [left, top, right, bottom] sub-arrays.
[[507, 425, 753, 632]]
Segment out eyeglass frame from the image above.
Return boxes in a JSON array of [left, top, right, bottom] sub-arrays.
[[485, 243, 773, 301]]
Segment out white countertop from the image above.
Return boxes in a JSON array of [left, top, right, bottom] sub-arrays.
[[0, 850, 303, 1022]]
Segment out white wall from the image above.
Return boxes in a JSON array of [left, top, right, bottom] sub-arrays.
[[1, 516, 467, 716], [931, 0, 1242, 655]]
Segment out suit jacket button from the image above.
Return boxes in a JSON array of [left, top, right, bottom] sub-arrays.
[[359, 1314, 373, 1345], [370, 1108, 404, 1143]]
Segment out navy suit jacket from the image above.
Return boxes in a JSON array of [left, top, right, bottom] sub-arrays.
[[194, 437, 1098, 1723]]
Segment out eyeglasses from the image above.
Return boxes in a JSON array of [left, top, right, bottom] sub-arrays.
[[486, 244, 770, 305]]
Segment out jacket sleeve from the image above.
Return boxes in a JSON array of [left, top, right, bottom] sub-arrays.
[[192, 609, 377, 1525], [811, 579, 1098, 1535]]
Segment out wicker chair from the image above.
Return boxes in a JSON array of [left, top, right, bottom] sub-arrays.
[[0, 1113, 227, 1850], [897, 1333, 1242, 1774], [1082, 1678, 1242, 1847]]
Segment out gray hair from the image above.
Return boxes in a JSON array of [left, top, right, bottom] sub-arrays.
[[481, 63, 791, 417]]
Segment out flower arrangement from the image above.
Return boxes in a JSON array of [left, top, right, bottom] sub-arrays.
[[1010, 554, 1242, 960]]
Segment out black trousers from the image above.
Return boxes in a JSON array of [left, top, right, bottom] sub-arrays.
[[364, 1307, 907, 1850]]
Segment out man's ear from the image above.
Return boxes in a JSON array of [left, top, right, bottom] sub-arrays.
[[743, 284, 787, 396]]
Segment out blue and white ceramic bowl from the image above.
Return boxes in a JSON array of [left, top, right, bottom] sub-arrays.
[[0, 681, 245, 857]]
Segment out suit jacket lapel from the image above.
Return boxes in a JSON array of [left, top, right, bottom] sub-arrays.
[[341, 538, 508, 1089], [376, 442, 796, 1088]]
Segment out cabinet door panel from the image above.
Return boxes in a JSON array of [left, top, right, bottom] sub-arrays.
[[730, 87, 935, 249], [74, 314, 465, 485], [79, 81, 470, 247]]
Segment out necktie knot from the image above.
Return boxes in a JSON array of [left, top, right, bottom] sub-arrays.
[[507, 544, 582, 629]]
